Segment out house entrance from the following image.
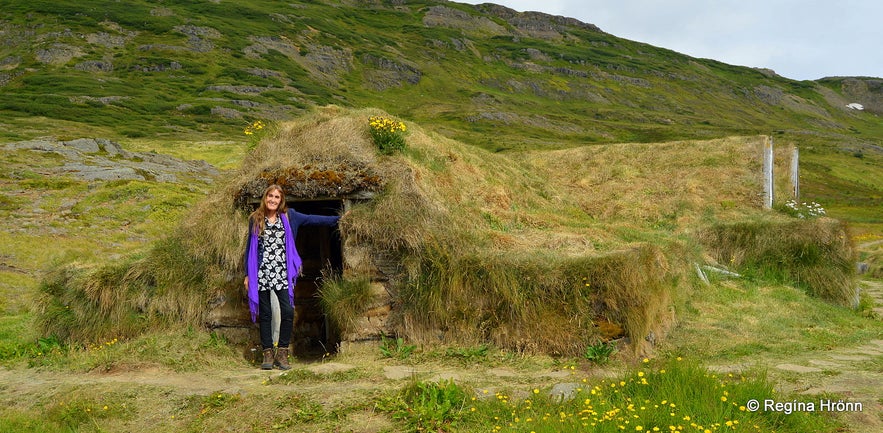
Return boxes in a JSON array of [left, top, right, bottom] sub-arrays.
[[288, 199, 343, 357]]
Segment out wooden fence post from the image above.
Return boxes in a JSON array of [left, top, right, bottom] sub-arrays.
[[791, 146, 799, 200], [763, 136, 774, 209]]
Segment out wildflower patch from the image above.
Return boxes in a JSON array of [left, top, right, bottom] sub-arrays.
[[779, 200, 826, 219], [461, 358, 838, 433], [243, 119, 268, 151], [368, 115, 407, 154]]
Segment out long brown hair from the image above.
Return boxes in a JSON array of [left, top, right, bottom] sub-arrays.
[[249, 184, 288, 235]]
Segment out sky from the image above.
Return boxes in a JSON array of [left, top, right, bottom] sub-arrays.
[[457, 0, 882, 81]]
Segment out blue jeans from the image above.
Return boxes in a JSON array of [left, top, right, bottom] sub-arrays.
[[258, 289, 293, 350]]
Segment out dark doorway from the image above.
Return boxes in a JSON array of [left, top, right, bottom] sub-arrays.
[[288, 199, 343, 358]]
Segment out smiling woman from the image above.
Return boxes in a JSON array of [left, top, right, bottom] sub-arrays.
[[242, 184, 342, 370]]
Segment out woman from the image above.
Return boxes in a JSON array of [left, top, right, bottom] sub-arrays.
[[243, 184, 341, 370]]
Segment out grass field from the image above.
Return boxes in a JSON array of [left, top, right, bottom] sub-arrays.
[[1, 109, 881, 431]]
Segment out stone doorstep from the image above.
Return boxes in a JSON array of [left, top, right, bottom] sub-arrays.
[[429, 371, 462, 382], [706, 364, 747, 374], [543, 369, 578, 379], [800, 385, 853, 395]]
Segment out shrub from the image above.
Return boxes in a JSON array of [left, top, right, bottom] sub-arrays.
[[379, 332, 416, 360], [583, 340, 617, 364]]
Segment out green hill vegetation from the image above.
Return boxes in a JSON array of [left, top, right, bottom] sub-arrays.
[[1, 0, 880, 229], [1, 1, 882, 432]]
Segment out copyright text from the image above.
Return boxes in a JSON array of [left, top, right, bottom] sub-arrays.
[[745, 399, 863, 414]]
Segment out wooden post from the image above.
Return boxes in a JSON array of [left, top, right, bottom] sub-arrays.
[[790, 147, 799, 200], [763, 136, 774, 209]]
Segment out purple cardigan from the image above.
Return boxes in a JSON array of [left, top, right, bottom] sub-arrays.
[[244, 209, 340, 322]]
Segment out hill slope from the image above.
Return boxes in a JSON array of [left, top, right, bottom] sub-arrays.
[[0, 0, 880, 148], [2, 0, 881, 231]]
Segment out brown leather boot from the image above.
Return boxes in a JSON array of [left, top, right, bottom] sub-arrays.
[[275, 347, 291, 370], [260, 348, 274, 370]]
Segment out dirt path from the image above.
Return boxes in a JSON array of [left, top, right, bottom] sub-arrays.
[[708, 280, 883, 433], [0, 356, 595, 404], [3, 335, 881, 432], [858, 239, 883, 250], [866, 279, 883, 318], [0, 350, 606, 432]]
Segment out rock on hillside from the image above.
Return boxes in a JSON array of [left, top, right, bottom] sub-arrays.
[[2, 138, 218, 182], [838, 77, 883, 114]]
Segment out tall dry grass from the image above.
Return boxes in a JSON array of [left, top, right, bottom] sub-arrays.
[[318, 273, 373, 336], [398, 243, 679, 355], [515, 136, 771, 229], [38, 234, 231, 342], [699, 217, 858, 306]]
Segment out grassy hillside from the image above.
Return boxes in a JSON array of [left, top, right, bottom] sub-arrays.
[[0, 0, 878, 142], [1, 108, 880, 433], [0, 1, 875, 142], [1, 0, 880, 232]]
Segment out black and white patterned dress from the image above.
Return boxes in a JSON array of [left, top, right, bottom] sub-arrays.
[[257, 217, 287, 292]]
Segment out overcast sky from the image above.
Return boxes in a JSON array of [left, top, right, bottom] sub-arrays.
[[457, 0, 882, 81]]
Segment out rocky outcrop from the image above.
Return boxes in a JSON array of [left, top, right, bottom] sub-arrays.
[[34, 43, 83, 65], [2, 138, 218, 182], [475, 4, 602, 39], [243, 36, 353, 86], [423, 4, 602, 40], [839, 78, 883, 114], [361, 53, 422, 90], [422, 6, 508, 35]]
